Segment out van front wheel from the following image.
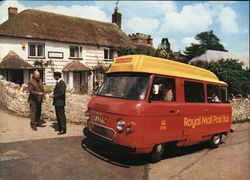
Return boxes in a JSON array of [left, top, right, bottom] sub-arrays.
[[209, 134, 222, 148], [150, 143, 165, 163]]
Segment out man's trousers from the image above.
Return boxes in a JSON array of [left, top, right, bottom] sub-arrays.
[[55, 106, 66, 132]]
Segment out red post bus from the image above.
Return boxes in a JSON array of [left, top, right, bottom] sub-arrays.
[[83, 55, 232, 162]]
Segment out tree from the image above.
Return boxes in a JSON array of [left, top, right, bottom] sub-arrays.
[[155, 38, 174, 59], [191, 59, 250, 97], [184, 30, 227, 62], [113, 47, 138, 56]]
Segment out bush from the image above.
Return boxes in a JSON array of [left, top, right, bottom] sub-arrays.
[[191, 59, 250, 97]]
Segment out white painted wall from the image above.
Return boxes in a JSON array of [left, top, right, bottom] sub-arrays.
[[0, 36, 115, 89]]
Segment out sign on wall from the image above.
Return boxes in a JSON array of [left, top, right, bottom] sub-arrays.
[[48, 51, 64, 59]]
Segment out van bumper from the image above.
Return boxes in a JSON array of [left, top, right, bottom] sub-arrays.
[[83, 127, 137, 153]]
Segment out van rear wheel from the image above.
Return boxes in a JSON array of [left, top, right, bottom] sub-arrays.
[[150, 143, 165, 163], [209, 133, 222, 148]]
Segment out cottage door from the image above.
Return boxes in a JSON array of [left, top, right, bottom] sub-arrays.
[[73, 72, 81, 91], [12, 70, 24, 85]]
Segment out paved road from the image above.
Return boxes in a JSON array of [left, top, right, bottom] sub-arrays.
[[0, 109, 249, 180]]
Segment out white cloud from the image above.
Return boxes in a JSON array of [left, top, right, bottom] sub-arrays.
[[126, 17, 159, 34], [37, 5, 109, 22], [0, 1, 109, 24], [160, 3, 213, 34], [169, 39, 180, 52], [111, 1, 177, 18], [218, 7, 240, 33], [0, 0, 26, 24], [181, 37, 199, 46], [153, 37, 162, 48]]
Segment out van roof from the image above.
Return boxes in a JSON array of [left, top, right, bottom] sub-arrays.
[[108, 55, 227, 85]]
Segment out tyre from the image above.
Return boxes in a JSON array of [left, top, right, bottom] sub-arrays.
[[209, 133, 222, 148], [150, 143, 165, 163]]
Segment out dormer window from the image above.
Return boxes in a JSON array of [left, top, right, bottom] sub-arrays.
[[28, 42, 45, 58], [104, 49, 113, 61]]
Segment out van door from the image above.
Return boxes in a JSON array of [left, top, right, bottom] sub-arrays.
[[143, 76, 182, 146], [181, 80, 207, 146]]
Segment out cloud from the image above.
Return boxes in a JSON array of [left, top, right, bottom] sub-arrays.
[[181, 37, 199, 46], [37, 5, 109, 22], [96, 1, 177, 19], [169, 39, 180, 52], [160, 3, 213, 34], [126, 17, 159, 35], [0, 1, 109, 24], [153, 37, 162, 48], [218, 7, 240, 34], [0, 0, 26, 24]]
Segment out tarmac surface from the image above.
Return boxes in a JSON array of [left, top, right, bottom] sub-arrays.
[[0, 109, 249, 180]]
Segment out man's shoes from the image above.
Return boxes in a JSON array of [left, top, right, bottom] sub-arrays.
[[57, 131, 66, 135], [31, 125, 37, 131]]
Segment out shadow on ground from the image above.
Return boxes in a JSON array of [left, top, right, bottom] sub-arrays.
[[81, 137, 216, 168], [50, 122, 59, 131]]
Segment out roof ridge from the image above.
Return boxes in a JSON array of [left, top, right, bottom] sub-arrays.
[[0, 8, 133, 48], [21, 8, 115, 26]]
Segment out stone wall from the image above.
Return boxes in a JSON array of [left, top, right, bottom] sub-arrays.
[[232, 98, 250, 121], [0, 78, 249, 123], [0, 78, 91, 124]]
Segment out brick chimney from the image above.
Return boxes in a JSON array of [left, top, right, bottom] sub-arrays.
[[112, 8, 121, 29], [8, 7, 18, 19]]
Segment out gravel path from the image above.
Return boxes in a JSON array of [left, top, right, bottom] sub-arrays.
[[0, 109, 84, 143]]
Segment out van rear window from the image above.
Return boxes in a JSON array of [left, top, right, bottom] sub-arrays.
[[184, 81, 204, 103], [221, 86, 229, 103]]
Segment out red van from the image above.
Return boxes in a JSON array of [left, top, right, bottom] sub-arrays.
[[83, 55, 232, 162]]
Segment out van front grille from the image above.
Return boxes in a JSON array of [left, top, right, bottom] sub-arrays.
[[89, 122, 115, 141]]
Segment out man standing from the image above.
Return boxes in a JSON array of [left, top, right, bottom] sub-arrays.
[[28, 71, 45, 131], [49, 72, 67, 135]]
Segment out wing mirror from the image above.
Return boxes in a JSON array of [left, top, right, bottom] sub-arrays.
[[153, 84, 159, 95]]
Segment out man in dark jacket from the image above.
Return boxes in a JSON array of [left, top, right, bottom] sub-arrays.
[[49, 72, 67, 135], [28, 71, 46, 131]]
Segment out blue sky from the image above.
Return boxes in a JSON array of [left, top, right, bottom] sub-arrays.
[[0, 1, 249, 55]]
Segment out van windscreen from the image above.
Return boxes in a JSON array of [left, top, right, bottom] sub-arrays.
[[97, 73, 150, 100]]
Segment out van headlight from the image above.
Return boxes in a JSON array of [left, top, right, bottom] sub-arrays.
[[117, 119, 125, 132], [85, 111, 90, 121]]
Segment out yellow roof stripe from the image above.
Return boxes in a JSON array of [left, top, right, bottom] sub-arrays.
[[108, 55, 227, 85]]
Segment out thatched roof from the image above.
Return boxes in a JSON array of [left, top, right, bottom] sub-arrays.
[[0, 9, 134, 48], [0, 50, 35, 69], [62, 60, 92, 72]]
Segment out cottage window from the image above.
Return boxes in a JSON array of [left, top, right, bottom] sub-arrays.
[[104, 49, 113, 60], [70, 46, 80, 58], [28, 43, 45, 58]]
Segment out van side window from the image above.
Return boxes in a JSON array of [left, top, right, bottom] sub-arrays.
[[184, 81, 204, 102], [221, 86, 229, 103], [151, 77, 176, 101], [207, 84, 220, 103]]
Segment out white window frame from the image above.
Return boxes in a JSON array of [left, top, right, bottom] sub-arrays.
[[69, 46, 82, 59], [28, 42, 45, 58], [104, 49, 113, 61]]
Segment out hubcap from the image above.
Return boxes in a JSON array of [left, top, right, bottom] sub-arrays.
[[213, 135, 221, 144], [156, 144, 163, 153]]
